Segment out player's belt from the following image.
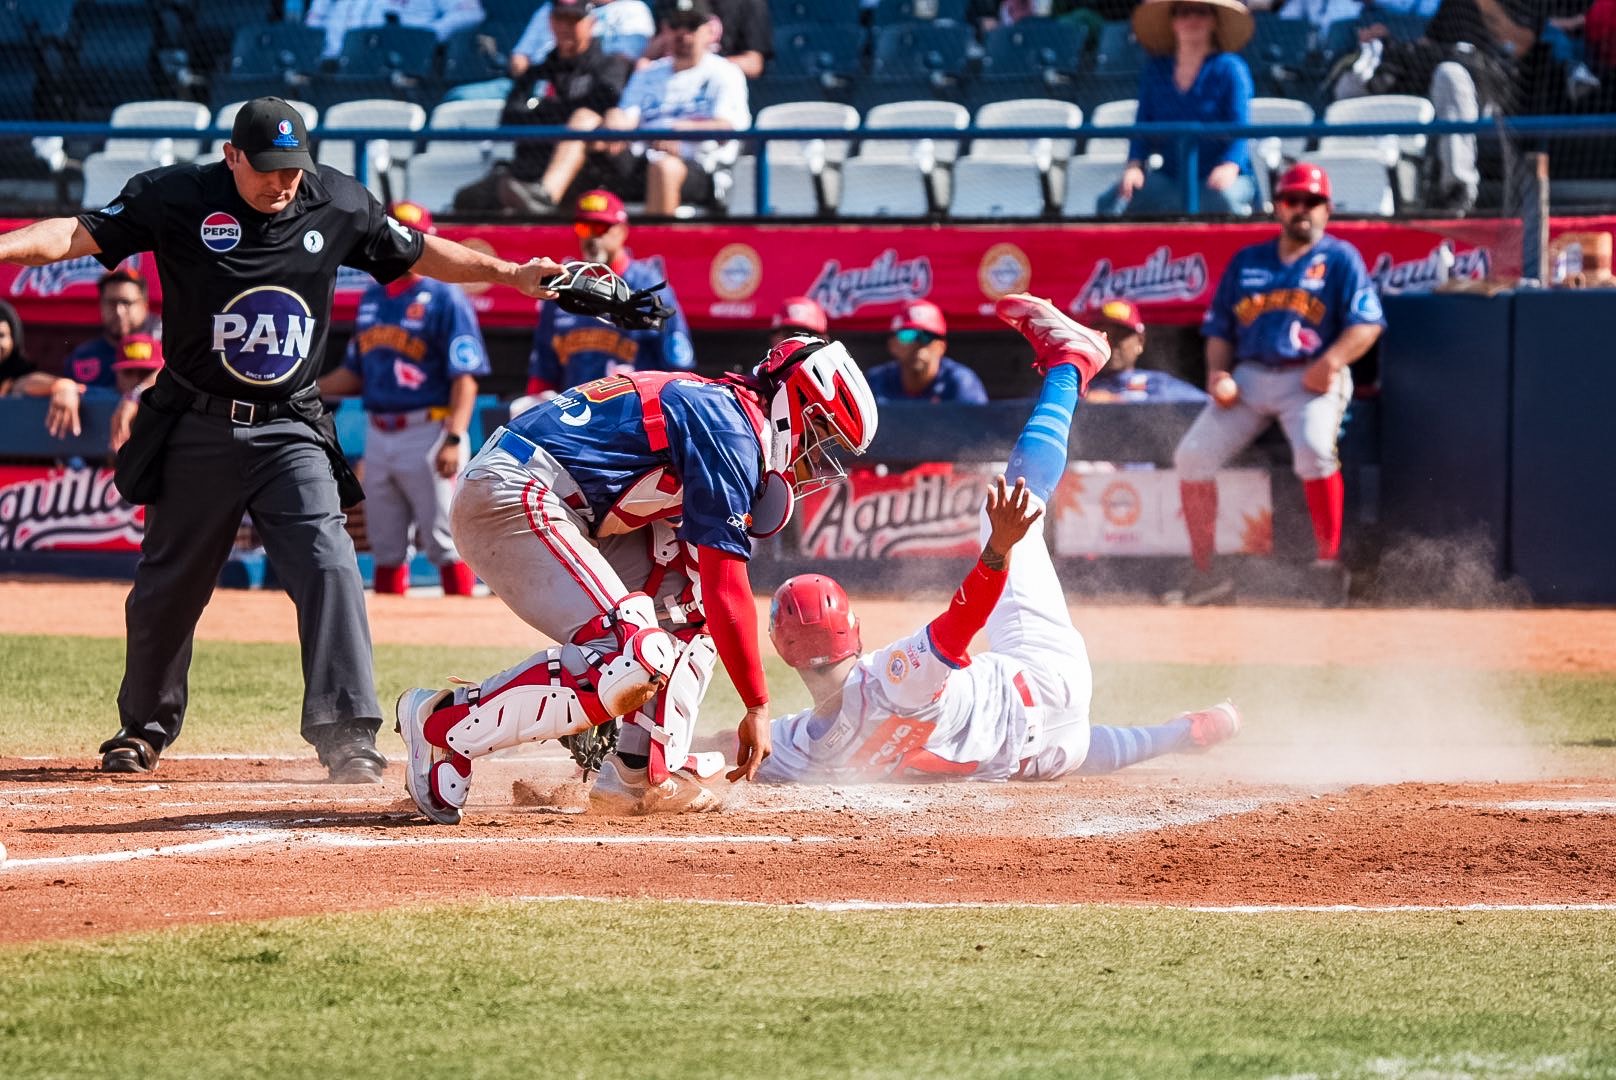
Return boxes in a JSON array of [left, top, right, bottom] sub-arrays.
[[370, 406, 451, 431]]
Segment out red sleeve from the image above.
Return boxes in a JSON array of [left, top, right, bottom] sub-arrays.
[[696, 545, 769, 708], [525, 375, 556, 396], [926, 559, 1009, 668]]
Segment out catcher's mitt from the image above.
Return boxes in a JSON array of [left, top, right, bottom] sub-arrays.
[[559, 719, 620, 777], [545, 260, 674, 331]]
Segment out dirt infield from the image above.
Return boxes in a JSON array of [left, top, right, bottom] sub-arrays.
[[3, 581, 1616, 944]]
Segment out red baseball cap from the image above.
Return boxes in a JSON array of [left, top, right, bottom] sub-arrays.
[[890, 299, 947, 338], [771, 295, 828, 336], [1275, 162, 1332, 203], [1082, 299, 1145, 335], [112, 333, 164, 372], [574, 188, 628, 226], [389, 200, 436, 234]]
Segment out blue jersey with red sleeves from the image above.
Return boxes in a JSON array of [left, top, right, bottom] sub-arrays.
[[62, 337, 120, 389], [507, 373, 763, 557], [528, 256, 693, 392], [1203, 234, 1384, 367], [343, 277, 489, 412]]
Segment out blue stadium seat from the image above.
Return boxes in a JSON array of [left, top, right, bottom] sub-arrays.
[[441, 27, 506, 86], [851, 75, 965, 114], [481, 0, 536, 22], [5, 0, 73, 39], [871, 21, 971, 79], [750, 73, 854, 112], [1245, 14, 1312, 68], [337, 24, 439, 79], [771, 0, 860, 25], [1092, 20, 1142, 74], [0, 61, 35, 119], [229, 22, 324, 77], [871, 0, 967, 25], [771, 24, 864, 80], [208, 72, 296, 112], [71, 2, 159, 109], [0, 4, 26, 49], [1378, 13, 1429, 41], [1319, 18, 1360, 63], [983, 18, 1086, 79], [184, 0, 275, 73]]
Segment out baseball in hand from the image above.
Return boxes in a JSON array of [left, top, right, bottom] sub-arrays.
[[1211, 374, 1239, 407]]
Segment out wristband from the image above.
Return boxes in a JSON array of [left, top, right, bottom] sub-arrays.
[[442, 432, 463, 446]]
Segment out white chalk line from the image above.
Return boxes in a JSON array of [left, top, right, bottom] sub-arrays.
[[1497, 800, 1616, 813], [510, 895, 1616, 914]]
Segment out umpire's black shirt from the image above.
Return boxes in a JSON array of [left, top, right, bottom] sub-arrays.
[[78, 162, 424, 402]]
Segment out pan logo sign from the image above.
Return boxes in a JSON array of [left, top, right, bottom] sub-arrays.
[[200, 211, 242, 253], [1070, 245, 1209, 312], [211, 286, 317, 386], [807, 248, 933, 318], [0, 467, 143, 552]]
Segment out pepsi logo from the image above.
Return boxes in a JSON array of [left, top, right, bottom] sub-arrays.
[[200, 212, 241, 253]]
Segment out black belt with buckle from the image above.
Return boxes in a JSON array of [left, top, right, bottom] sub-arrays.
[[190, 391, 305, 425]]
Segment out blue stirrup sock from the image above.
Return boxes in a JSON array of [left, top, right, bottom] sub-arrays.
[[1005, 366, 1080, 504], [1077, 717, 1194, 775]]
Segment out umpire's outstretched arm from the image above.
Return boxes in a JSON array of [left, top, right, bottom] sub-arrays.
[[412, 233, 564, 301], [0, 218, 102, 266]]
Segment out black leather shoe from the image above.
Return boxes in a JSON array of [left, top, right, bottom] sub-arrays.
[[323, 737, 387, 784], [99, 735, 159, 773]]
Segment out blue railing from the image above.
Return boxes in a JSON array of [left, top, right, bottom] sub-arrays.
[[3, 114, 1612, 217]]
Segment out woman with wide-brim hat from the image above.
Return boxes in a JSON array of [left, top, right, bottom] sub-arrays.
[[1100, 0, 1258, 218]]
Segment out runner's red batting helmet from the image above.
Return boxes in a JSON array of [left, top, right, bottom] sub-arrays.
[[770, 574, 862, 669], [1275, 163, 1332, 204]]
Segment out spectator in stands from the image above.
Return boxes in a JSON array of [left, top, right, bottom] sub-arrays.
[[768, 295, 829, 346], [1102, 0, 1257, 217], [0, 300, 32, 396], [865, 301, 989, 405], [524, 189, 694, 397], [1248, 0, 1364, 31], [642, 0, 772, 78], [552, 0, 750, 217], [1079, 300, 1208, 403], [109, 334, 164, 452], [510, 0, 657, 74], [305, 0, 486, 58], [14, 270, 150, 439], [453, 0, 633, 214]]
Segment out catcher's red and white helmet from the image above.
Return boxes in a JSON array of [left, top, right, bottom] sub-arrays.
[[754, 334, 878, 494], [769, 574, 862, 669]]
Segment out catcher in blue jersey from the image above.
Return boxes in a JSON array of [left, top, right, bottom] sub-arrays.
[[319, 202, 489, 597], [396, 334, 880, 823], [1171, 162, 1385, 605], [523, 189, 693, 401]]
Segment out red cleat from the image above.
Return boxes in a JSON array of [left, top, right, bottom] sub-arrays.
[[1183, 700, 1241, 749], [994, 292, 1112, 392], [374, 563, 409, 595], [439, 560, 477, 596]]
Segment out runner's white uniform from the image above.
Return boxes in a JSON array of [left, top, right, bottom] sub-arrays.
[[758, 502, 1094, 783]]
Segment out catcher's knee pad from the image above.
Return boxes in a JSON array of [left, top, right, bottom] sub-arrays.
[[571, 593, 681, 718], [424, 647, 612, 762], [630, 633, 718, 784]]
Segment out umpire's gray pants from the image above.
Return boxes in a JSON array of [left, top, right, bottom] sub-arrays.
[[117, 412, 380, 752]]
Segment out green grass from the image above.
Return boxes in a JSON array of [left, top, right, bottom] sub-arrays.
[[2, 902, 1614, 1079], [3, 633, 1615, 757]]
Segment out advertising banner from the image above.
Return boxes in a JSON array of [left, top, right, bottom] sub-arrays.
[[0, 465, 143, 552], [1049, 466, 1272, 557], [6, 216, 1610, 333]]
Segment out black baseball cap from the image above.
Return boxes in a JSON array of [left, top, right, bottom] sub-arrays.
[[663, 0, 713, 25], [551, 0, 591, 16], [230, 97, 316, 173]]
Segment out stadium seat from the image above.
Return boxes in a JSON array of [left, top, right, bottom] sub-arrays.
[[948, 157, 1048, 218], [1248, 96, 1315, 172], [404, 149, 479, 212], [859, 99, 968, 163], [755, 100, 859, 167], [871, 21, 972, 80], [837, 157, 931, 217], [724, 155, 823, 217], [71, 3, 160, 110], [1243, 13, 1315, 97], [771, 0, 861, 25], [1061, 156, 1120, 216], [81, 154, 145, 208], [871, 0, 967, 24], [1321, 94, 1434, 166], [22, 0, 76, 40], [481, 0, 535, 21], [184, 0, 274, 74], [0, 4, 27, 49], [971, 98, 1082, 168], [441, 27, 508, 87], [982, 19, 1086, 81], [1092, 21, 1142, 74], [229, 22, 325, 78], [318, 99, 427, 198], [770, 24, 864, 81], [209, 99, 318, 160], [336, 24, 439, 81], [102, 100, 212, 161], [1300, 151, 1394, 214], [0, 62, 35, 120], [1082, 98, 1136, 161]]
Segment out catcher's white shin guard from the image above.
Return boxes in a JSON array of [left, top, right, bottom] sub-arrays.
[[633, 633, 718, 784], [571, 593, 683, 717]]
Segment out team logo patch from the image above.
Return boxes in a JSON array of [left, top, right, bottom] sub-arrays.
[[449, 335, 483, 374], [273, 119, 301, 149], [211, 285, 316, 386], [200, 212, 241, 253], [1352, 286, 1384, 322], [887, 652, 908, 683]]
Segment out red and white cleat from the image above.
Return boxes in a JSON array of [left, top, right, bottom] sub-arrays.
[[590, 756, 724, 815], [1183, 700, 1242, 749], [994, 292, 1112, 392], [395, 687, 467, 825]]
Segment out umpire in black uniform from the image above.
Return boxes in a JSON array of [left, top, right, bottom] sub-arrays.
[[0, 98, 563, 783]]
